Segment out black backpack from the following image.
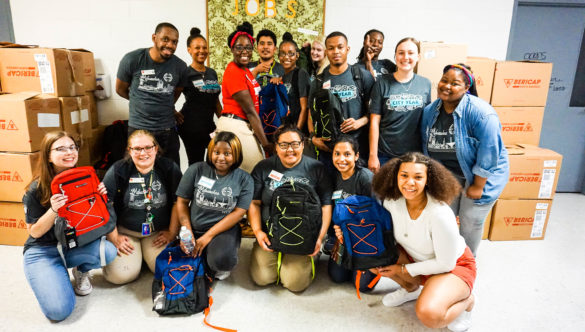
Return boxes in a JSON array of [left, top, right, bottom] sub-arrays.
[[267, 179, 322, 255], [310, 65, 365, 149], [94, 120, 128, 172]]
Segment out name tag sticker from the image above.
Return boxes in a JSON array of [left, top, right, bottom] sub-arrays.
[[323, 80, 331, 89], [254, 86, 261, 95], [129, 177, 145, 184], [332, 190, 342, 200], [193, 79, 204, 88], [141, 69, 155, 75], [268, 170, 283, 181], [198, 176, 215, 189]]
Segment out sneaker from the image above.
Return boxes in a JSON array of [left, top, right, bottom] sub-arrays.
[[214, 271, 231, 281], [72, 267, 92, 296], [321, 235, 336, 255], [382, 286, 422, 307], [448, 293, 475, 332]]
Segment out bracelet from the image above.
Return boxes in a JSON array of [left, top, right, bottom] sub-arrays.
[[401, 264, 406, 274], [50, 206, 57, 214]]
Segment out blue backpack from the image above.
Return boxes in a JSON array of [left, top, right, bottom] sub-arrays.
[[333, 195, 399, 271], [259, 82, 289, 140]]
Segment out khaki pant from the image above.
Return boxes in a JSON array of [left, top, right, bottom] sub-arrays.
[[216, 116, 264, 173], [102, 227, 166, 285], [249, 241, 314, 292]]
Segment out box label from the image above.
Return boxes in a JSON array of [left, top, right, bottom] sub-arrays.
[[544, 160, 557, 167], [0, 171, 23, 182], [0, 217, 27, 230], [503, 78, 543, 89], [80, 109, 89, 122], [538, 169, 556, 198], [70, 110, 80, 124], [535, 202, 549, 210], [33, 54, 55, 94], [531, 209, 547, 238], [37, 113, 60, 128], [0, 119, 18, 130], [423, 49, 436, 59]]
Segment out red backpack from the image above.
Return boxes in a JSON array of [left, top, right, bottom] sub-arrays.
[[51, 166, 114, 249]]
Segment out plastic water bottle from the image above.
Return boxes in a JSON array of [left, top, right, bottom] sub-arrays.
[[179, 226, 194, 254]]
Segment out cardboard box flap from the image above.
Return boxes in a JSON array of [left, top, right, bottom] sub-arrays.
[[0, 91, 41, 101], [70, 48, 92, 53], [0, 43, 38, 48]]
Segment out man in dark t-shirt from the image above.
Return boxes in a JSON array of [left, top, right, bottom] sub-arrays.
[[116, 22, 189, 165], [248, 29, 285, 88]]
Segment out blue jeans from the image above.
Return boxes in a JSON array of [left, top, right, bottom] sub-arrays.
[[450, 189, 496, 256], [23, 238, 117, 321]]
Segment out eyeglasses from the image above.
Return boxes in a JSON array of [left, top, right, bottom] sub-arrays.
[[277, 141, 302, 150], [278, 52, 297, 58], [129, 145, 155, 153], [52, 145, 79, 153], [233, 45, 253, 52]]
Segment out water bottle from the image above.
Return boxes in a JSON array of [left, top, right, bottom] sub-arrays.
[[179, 226, 194, 254]]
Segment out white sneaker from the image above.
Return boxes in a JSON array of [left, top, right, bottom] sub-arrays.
[[215, 271, 231, 281], [448, 293, 475, 332], [72, 267, 93, 296], [382, 286, 422, 307]]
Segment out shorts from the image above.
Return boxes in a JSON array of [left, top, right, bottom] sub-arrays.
[[410, 246, 476, 292]]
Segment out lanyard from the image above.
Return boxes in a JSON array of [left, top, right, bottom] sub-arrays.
[[139, 170, 155, 231]]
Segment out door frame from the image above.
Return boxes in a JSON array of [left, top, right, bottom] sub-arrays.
[[0, 0, 15, 43]]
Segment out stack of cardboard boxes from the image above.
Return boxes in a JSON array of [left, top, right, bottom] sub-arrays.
[[0, 45, 101, 245]]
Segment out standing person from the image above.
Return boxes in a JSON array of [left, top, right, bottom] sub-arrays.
[[217, 21, 272, 173], [249, 126, 332, 292], [102, 130, 182, 285], [22, 131, 117, 321], [176, 132, 253, 280], [369, 37, 431, 173], [326, 135, 378, 291], [309, 31, 375, 170], [116, 22, 189, 165], [248, 29, 285, 88], [421, 64, 509, 256], [355, 29, 396, 79], [300, 34, 330, 80], [372, 152, 476, 332], [278, 32, 311, 132], [178, 27, 222, 165]]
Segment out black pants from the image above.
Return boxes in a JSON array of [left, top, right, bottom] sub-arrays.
[[327, 258, 378, 292], [178, 127, 212, 166], [128, 126, 180, 166], [195, 225, 241, 272]]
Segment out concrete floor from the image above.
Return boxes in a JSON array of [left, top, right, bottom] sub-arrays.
[[1, 193, 584, 331]]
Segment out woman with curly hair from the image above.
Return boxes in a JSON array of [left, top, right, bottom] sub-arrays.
[[371, 152, 476, 332]]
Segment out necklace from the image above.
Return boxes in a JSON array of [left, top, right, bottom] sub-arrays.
[[398, 75, 415, 93]]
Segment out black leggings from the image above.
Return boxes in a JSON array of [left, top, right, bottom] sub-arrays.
[[195, 225, 241, 272]]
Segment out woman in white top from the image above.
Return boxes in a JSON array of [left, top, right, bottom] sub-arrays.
[[370, 152, 476, 332]]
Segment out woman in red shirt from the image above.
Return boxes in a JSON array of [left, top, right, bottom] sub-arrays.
[[217, 21, 272, 173]]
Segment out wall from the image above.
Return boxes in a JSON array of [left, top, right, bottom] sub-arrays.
[[10, 0, 515, 124]]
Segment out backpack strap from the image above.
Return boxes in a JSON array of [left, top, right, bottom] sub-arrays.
[[350, 65, 364, 100], [203, 296, 237, 332], [99, 235, 107, 267]]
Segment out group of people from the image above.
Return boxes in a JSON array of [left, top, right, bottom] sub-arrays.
[[22, 21, 510, 332]]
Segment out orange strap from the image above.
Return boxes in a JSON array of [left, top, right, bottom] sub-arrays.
[[203, 294, 237, 332], [368, 273, 381, 288], [355, 271, 362, 300]]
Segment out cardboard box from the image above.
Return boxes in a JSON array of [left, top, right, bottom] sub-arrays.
[[466, 57, 496, 102], [501, 145, 563, 200], [59, 96, 92, 140], [482, 209, 492, 240], [416, 42, 468, 100], [0, 47, 85, 96], [489, 199, 552, 241], [0, 92, 62, 152], [77, 137, 91, 167], [490, 61, 553, 106], [70, 49, 96, 91], [0, 152, 39, 202], [495, 107, 544, 145], [0, 202, 29, 246], [88, 125, 106, 164], [85, 91, 99, 128]]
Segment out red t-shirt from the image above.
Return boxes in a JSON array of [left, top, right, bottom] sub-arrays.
[[221, 61, 260, 120]]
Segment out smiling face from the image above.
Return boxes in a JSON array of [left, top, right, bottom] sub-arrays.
[[278, 42, 298, 72], [365, 31, 384, 58], [129, 134, 158, 172], [325, 36, 349, 66], [276, 131, 304, 168], [332, 142, 358, 177], [394, 40, 419, 73], [152, 27, 178, 60], [49, 136, 78, 173], [397, 162, 428, 201], [188, 37, 208, 65], [257, 36, 276, 62], [211, 141, 235, 175], [231, 35, 253, 67], [311, 41, 325, 62], [437, 69, 469, 104]]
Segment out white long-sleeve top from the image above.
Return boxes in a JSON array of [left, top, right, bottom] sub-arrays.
[[383, 194, 466, 277]]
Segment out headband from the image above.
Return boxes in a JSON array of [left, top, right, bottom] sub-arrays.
[[448, 64, 474, 88], [230, 31, 255, 48]]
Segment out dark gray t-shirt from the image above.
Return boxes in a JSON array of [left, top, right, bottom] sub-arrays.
[[282, 67, 311, 125], [117, 48, 189, 130], [370, 74, 431, 158], [427, 107, 465, 181], [103, 164, 182, 232], [332, 167, 373, 205], [251, 155, 332, 228], [176, 162, 253, 232], [248, 60, 285, 88], [23, 181, 58, 253], [355, 58, 397, 78], [179, 66, 220, 132]]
